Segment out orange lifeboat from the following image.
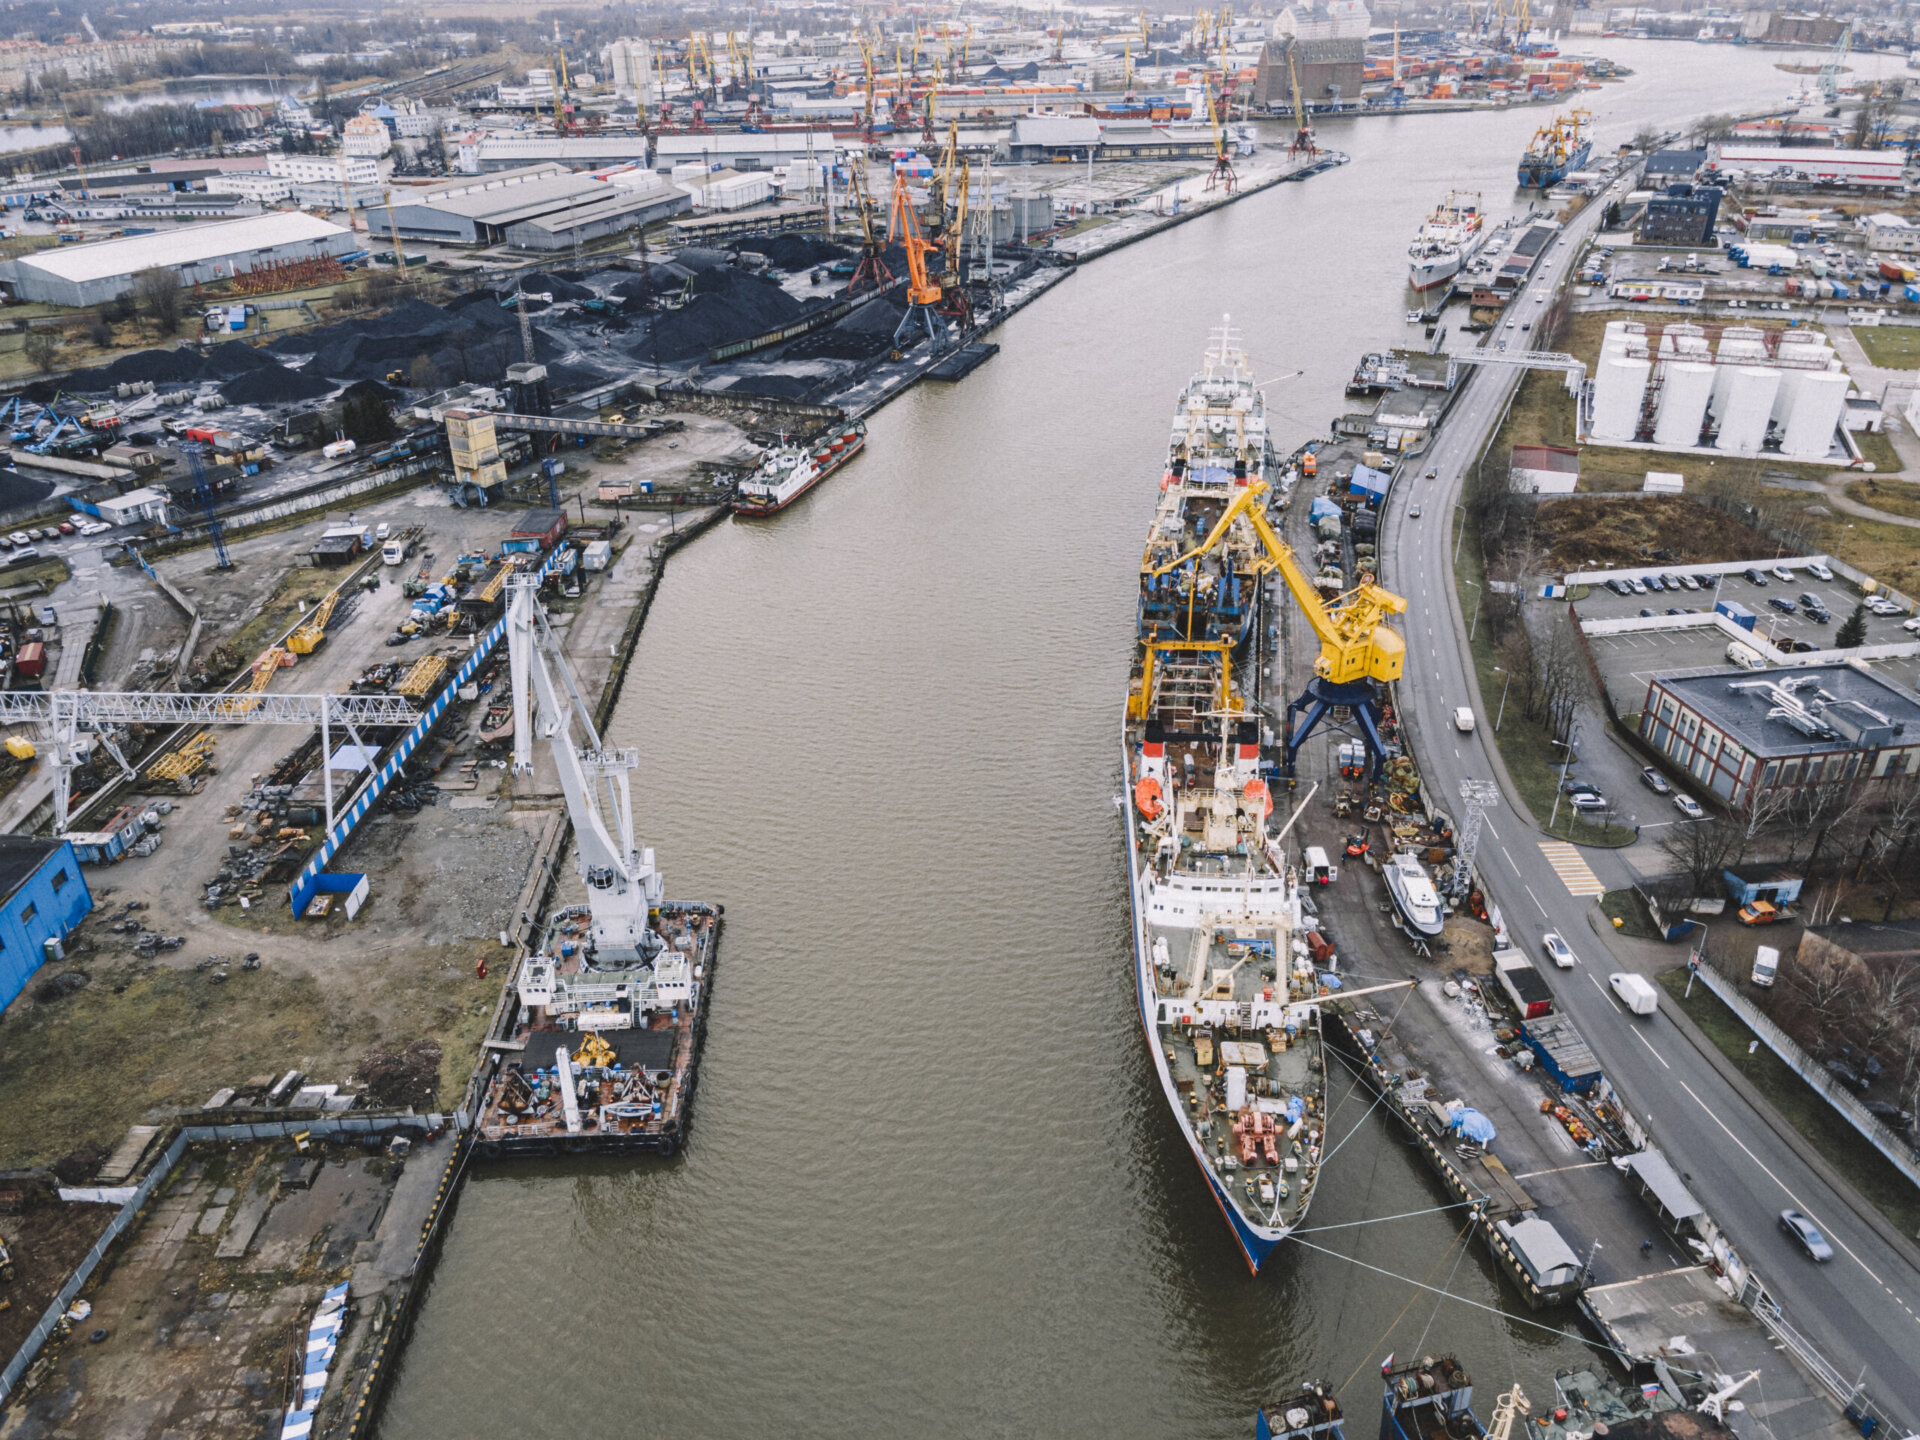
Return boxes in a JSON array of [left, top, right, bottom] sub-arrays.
[[1242, 777, 1273, 819], [1134, 776, 1164, 820]]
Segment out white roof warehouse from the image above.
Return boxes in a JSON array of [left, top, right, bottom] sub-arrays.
[[0, 212, 355, 307]]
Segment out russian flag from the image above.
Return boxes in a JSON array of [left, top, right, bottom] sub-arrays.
[[1382, 1354, 1395, 1377]]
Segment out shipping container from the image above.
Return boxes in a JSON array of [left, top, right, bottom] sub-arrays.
[[14, 640, 45, 678], [1493, 948, 1554, 1019], [1714, 598, 1757, 630]]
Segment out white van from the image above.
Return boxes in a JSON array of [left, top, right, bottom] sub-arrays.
[[1453, 707, 1476, 732], [381, 540, 404, 566], [1751, 945, 1780, 988], [1609, 972, 1658, 1016], [1726, 640, 1765, 670], [1302, 846, 1338, 885]]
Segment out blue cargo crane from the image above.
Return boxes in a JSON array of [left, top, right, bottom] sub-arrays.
[[182, 441, 231, 569]]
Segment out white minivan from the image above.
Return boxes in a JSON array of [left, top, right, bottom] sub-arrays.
[[1453, 707, 1476, 732]]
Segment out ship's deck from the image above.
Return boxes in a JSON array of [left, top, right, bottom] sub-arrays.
[[1149, 917, 1322, 1231], [475, 906, 716, 1155]]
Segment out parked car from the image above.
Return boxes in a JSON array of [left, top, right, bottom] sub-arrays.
[[1542, 932, 1577, 969], [56, 521, 74, 535], [1767, 596, 1797, 614], [1677, 573, 1700, 591], [1771, 564, 1795, 583], [1567, 788, 1607, 812], [1744, 567, 1768, 586], [1640, 767, 1671, 794], [1905, 617, 1920, 635], [1738, 900, 1782, 925], [1645, 574, 1665, 593], [1797, 592, 1822, 610], [7, 532, 28, 547], [1806, 560, 1833, 581], [1779, 1209, 1833, 1262], [1663, 573, 1689, 591], [1867, 595, 1901, 616], [1804, 606, 1830, 624], [1639, 607, 1656, 617], [1665, 607, 1684, 616], [1629, 577, 1648, 595], [1607, 578, 1630, 596], [1674, 793, 1705, 820]]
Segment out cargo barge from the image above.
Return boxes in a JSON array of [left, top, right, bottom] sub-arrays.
[[473, 901, 719, 1157]]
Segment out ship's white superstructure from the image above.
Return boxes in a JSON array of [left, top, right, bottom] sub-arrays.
[[1407, 191, 1487, 291]]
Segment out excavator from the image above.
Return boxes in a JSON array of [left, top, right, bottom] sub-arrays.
[[845, 160, 895, 296], [1139, 479, 1406, 780]]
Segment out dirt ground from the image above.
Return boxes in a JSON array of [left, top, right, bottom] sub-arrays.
[[1534, 494, 1787, 572], [0, 1201, 114, 1361]]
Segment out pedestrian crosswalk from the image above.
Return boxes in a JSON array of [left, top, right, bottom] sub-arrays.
[[1538, 841, 1605, 897]]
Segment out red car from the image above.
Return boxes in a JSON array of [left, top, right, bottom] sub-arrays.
[[57, 521, 75, 535]]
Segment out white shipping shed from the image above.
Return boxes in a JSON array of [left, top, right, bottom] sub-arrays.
[[0, 212, 354, 307], [94, 487, 172, 525]]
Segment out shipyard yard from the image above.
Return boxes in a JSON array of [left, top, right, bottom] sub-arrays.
[[1, 18, 1920, 1440]]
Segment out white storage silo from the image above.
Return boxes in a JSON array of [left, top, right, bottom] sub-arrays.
[[1716, 366, 1779, 454], [1592, 354, 1651, 442], [1781, 370, 1850, 459], [1654, 362, 1714, 448]]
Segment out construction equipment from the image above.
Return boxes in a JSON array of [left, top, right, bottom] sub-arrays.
[[937, 160, 974, 327], [887, 177, 946, 350], [286, 587, 343, 656], [381, 189, 408, 274], [1203, 84, 1236, 193], [1287, 54, 1317, 156], [1818, 23, 1852, 103], [846, 161, 895, 296], [574, 1032, 618, 1069], [241, 647, 294, 698], [146, 732, 216, 784], [857, 38, 878, 142], [182, 442, 231, 569], [1142, 480, 1406, 778], [395, 654, 449, 698]]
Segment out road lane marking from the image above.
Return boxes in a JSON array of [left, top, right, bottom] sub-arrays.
[[1538, 841, 1606, 896], [1500, 845, 1516, 870], [1524, 884, 1548, 916], [1483, 816, 1499, 839], [1674, 1077, 1887, 1285]]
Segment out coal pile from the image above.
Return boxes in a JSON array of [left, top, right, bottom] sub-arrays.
[[737, 234, 850, 271], [218, 364, 335, 405], [722, 372, 817, 400], [519, 271, 594, 302], [46, 345, 210, 394], [628, 267, 808, 363], [272, 298, 533, 386], [202, 340, 281, 377], [0, 471, 54, 509], [780, 289, 906, 362]]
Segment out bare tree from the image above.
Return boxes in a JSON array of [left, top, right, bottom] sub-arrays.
[[1852, 965, 1920, 1075], [1733, 785, 1795, 862], [1781, 945, 1859, 1054], [22, 329, 61, 372], [132, 267, 182, 336], [1657, 815, 1740, 897], [409, 352, 441, 391]]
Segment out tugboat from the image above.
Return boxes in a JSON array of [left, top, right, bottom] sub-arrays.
[[732, 419, 867, 516]]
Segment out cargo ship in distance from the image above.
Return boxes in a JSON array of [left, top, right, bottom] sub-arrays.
[[1124, 321, 1331, 1273], [1407, 192, 1487, 291], [1516, 109, 1591, 189], [731, 419, 867, 515]]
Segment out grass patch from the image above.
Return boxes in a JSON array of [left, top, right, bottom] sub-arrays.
[[1843, 477, 1920, 522], [0, 945, 498, 1166], [1852, 428, 1903, 475], [1658, 966, 1920, 1238], [1819, 512, 1920, 596], [1852, 324, 1920, 369], [1451, 506, 1637, 846], [1600, 888, 1659, 938]]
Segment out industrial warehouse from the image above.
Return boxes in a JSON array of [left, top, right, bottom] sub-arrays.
[[368, 164, 692, 250], [0, 212, 355, 306]]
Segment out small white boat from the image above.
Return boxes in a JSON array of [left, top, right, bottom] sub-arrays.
[[1383, 850, 1446, 937]]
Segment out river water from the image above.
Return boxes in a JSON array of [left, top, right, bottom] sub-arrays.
[[379, 42, 1907, 1439]]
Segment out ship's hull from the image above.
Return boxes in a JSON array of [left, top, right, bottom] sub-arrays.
[[732, 433, 865, 516], [1122, 728, 1291, 1275], [1516, 137, 1591, 188], [1407, 250, 1462, 290]]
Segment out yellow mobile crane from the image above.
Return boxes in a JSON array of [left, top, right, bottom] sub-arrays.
[[1137, 479, 1407, 778]]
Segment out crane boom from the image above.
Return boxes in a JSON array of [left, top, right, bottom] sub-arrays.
[[1147, 479, 1405, 686]]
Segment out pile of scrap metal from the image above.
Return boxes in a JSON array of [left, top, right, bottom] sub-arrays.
[[383, 778, 440, 815]]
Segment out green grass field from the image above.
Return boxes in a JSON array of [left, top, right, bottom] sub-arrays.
[[1852, 325, 1920, 369]]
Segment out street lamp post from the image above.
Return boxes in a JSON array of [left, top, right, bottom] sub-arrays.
[[1465, 579, 1483, 642], [1454, 502, 1469, 565], [1493, 665, 1512, 730], [1547, 723, 1580, 831]]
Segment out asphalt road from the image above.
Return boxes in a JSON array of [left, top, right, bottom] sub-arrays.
[[1378, 172, 1920, 1433]]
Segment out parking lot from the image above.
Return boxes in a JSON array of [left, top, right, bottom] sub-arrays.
[[1572, 558, 1920, 717]]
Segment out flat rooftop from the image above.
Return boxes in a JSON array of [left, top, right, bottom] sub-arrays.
[[1652, 663, 1920, 759]]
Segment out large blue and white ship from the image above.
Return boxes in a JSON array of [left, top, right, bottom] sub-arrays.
[[1123, 323, 1328, 1273]]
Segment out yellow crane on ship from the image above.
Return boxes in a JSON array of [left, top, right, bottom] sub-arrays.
[[1135, 479, 1407, 778]]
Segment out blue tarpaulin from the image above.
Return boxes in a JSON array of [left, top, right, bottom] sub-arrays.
[[1309, 496, 1341, 522], [1447, 1106, 1497, 1143], [1350, 464, 1391, 501]]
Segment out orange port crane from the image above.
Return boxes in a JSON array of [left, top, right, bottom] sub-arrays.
[[888, 177, 945, 350]]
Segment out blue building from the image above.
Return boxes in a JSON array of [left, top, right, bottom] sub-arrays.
[[0, 837, 93, 1011]]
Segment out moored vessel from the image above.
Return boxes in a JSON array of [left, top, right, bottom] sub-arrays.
[[1516, 110, 1591, 188], [1407, 191, 1487, 291], [1125, 321, 1326, 1273], [732, 419, 867, 516]]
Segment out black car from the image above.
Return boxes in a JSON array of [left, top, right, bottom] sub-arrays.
[[1745, 567, 1769, 586], [1641, 767, 1671, 794], [1767, 596, 1796, 614], [1804, 607, 1830, 624], [1798, 592, 1822, 609], [1639, 607, 1656, 617]]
